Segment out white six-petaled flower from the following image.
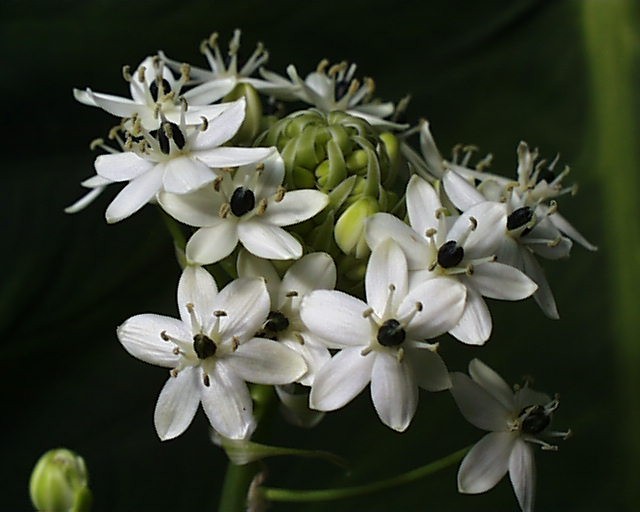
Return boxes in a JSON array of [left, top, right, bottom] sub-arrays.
[[300, 238, 466, 432], [450, 359, 570, 512], [117, 266, 306, 440]]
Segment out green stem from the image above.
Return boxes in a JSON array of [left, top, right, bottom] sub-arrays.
[[260, 445, 470, 503]]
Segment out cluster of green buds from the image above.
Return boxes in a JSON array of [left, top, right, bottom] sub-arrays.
[[258, 109, 402, 288]]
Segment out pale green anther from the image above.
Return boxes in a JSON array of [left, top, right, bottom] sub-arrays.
[[334, 196, 380, 258], [224, 83, 263, 145], [30, 448, 92, 512]]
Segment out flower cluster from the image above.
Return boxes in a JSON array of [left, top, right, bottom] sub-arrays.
[[70, 29, 594, 511]]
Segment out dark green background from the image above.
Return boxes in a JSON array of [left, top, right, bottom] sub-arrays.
[[2, 0, 638, 510]]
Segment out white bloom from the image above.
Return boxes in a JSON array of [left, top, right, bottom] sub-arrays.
[[237, 250, 336, 386], [158, 153, 328, 264], [450, 359, 569, 512], [117, 266, 306, 440], [74, 55, 232, 129], [300, 239, 465, 432], [160, 29, 297, 104], [94, 98, 274, 223], [366, 175, 537, 345]]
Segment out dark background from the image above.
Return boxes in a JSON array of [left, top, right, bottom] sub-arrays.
[[2, 0, 638, 510]]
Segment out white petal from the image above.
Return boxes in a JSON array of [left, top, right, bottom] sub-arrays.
[[514, 386, 551, 410], [64, 186, 106, 214], [279, 252, 336, 303], [215, 278, 270, 342], [300, 290, 372, 348], [469, 262, 537, 300], [95, 152, 154, 182], [161, 156, 217, 194], [366, 239, 408, 316], [281, 336, 331, 386], [190, 98, 246, 151], [309, 347, 374, 411], [450, 372, 512, 431], [158, 187, 222, 227], [177, 266, 218, 327], [183, 102, 239, 124], [442, 170, 485, 211], [521, 250, 559, 319], [365, 213, 430, 270], [406, 346, 451, 391], [186, 221, 239, 265], [371, 351, 418, 432], [154, 367, 201, 440], [448, 286, 492, 345], [262, 190, 328, 226], [400, 277, 466, 339], [528, 236, 572, 260], [237, 250, 281, 305], [200, 361, 256, 440], [238, 221, 302, 260], [117, 313, 186, 367], [468, 359, 515, 411], [406, 175, 441, 236], [448, 202, 507, 259], [73, 88, 97, 106], [196, 147, 274, 169], [225, 338, 307, 384], [458, 432, 516, 494], [183, 79, 238, 105], [509, 439, 536, 512], [88, 90, 144, 118], [105, 167, 163, 223], [549, 212, 597, 251]]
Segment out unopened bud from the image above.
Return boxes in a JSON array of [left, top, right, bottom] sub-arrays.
[[224, 83, 263, 145], [334, 196, 379, 258]]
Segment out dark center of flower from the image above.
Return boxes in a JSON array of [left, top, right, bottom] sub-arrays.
[[149, 78, 172, 102], [437, 240, 464, 268], [519, 404, 551, 435], [193, 333, 217, 360], [264, 311, 290, 333], [507, 206, 534, 231], [230, 187, 256, 217], [538, 168, 555, 184], [335, 79, 350, 101], [377, 319, 406, 347]]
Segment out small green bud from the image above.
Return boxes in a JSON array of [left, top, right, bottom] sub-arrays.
[[346, 149, 369, 174], [30, 448, 92, 512], [224, 83, 263, 145], [334, 196, 379, 258]]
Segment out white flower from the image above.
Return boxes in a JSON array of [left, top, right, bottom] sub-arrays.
[[158, 152, 328, 264], [450, 359, 569, 512], [94, 98, 274, 223], [74, 55, 232, 129], [160, 29, 297, 104], [300, 239, 465, 432], [366, 175, 537, 344], [117, 266, 306, 440], [237, 250, 336, 386]]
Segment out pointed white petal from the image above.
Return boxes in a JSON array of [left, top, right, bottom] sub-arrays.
[[528, 236, 572, 260], [196, 147, 274, 169], [245, 152, 285, 198], [154, 367, 201, 440], [200, 361, 256, 440], [190, 98, 246, 151], [95, 152, 154, 182], [458, 432, 516, 494], [300, 290, 372, 348], [448, 202, 507, 259], [186, 221, 239, 265], [158, 187, 222, 227], [281, 336, 331, 386], [184, 82, 238, 108], [366, 239, 408, 316], [162, 156, 216, 194], [117, 313, 186, 367], [549, 212, 597, 251], [365, 213, 429, 270], [237, 250, 281, 306], [371, 351, 418, 432], [470, 262, 537, 300], [73, 88, 98, 106], [509, 439, 536, 512], [450, 372, 512, 431], [64, 186, 106, 214], [88, 91, 144, 118], [521, 250, 559, 319], [105, 167, 163, 223], [400, 277, 466, 339], [448, 286, 492, 345], [406, 346, 451, 391], [406, 175, 441, 236], [225, 338, 307, 384], [177, 266, 218, 327], [262, 190, 328, 226], [238, 221, 302, 260], [215, 278, 270, 342], [419, 120, 445, 176], [495, 237, 524, 269], [442, 170, 485, 211], [309, 347, 375, 411], [279, 252, 336, 303], [469, 359, 515, 411]]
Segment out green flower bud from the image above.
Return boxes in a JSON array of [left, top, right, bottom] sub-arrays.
[[224, 83, 263, 145], [334, 196, 379, 258], [30, 448, 92, 512]]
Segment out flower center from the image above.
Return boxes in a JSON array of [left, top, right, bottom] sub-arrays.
[[155, 122, 186, 154], [377, 319, 406, 347], [230, 186, 256, 216], [519, 404, 551, 435], [507, 206, 533, 231], [264, 311, 290, 333], [437, 241, 464, 269], [149, 78, 172, 102], [193, 333, 217, 360]]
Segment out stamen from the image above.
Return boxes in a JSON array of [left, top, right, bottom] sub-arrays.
[[219, 203, 231, 219], [200, 116, 209, 132], [275, 186, 286, 202], [396, 347, 405, 363], [256, 198, 268, 215], [360, 346, 372, 356], [202, 372, 210, 387], [122, 65, 132, 82], [362, 307, 374, 318]]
